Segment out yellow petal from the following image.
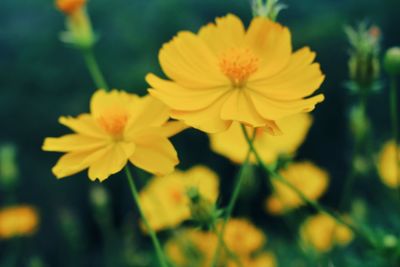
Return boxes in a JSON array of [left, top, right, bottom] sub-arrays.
[[198, 13, 245, 55], [90, 89, 139, 118], [129, 135, 179, 175], [59, 114, 107, 138], [88, 143, 128, 181], [159, 31, 226, 88], [220, 89, 266, 127], [52, 146, 110, 179], [42, 134, 107, 152], [245, 17, 292, 78], [147, 74, 230, 111], [378, 140, 400, 188], [159, 121, 189, 138], [170, 93, 233, 133], [248, 47, 325, 100], [248, 89, 324, 120]]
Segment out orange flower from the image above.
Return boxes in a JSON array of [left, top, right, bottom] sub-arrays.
[[56, 0, 86, 15]]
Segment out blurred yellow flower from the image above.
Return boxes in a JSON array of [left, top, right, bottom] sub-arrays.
[[140, 166, 219, 231], [43, 90, 185, 181], [266, 162, 329, 215], [223, 218, 266, 255], [378, 140, 400, 188], [147, 14, 324, 134], [300, 213, 353, 253], [56, 0, 86, 15], [0, 205, 39, 239], [166, 219, 275, 267], [210, 113, 312, 164]]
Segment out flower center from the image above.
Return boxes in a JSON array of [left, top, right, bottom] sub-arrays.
[[219, 48, 259, 88], [97, 108, 129, 138]]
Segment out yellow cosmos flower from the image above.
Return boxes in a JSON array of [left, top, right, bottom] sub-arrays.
[[378, 140, 400, 188], [300, 213, 354, 253], [210, 113, 312, 164], [147, 14, 325, 133], [140, 166, 219, 231], [165, 219, 274, 267], [223, 218, 266, 255], [266, 162, 329, 215], [43, 90, 184, 181], [56, 0, 86, 15], [0, 205, 39, 239]]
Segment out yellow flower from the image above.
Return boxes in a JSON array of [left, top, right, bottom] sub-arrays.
[[378, 140, 400, 188], [300, 213, 354, 253], [140, 166, 219, 231], [56, 0, 86, 15], [165, 219, 274, 267], [147, 14, 324, 134], [0, 205, 39, 239], [266, 162, 329, 215], [43, 90, 185, 181], [223, 218, 266, 255], [210, 113, 312, 164]]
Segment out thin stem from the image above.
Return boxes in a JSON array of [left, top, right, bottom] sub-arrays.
[[390, 77, 400, 195], [211, 224, 244, 267], [210, 139, 254, 267], [240, 124, 377, 248], [124, 167, 169, 267], [82, 48, 109, 90]]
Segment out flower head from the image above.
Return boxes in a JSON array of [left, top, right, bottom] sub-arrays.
[[266, 162, 329, 215], [140, 166, 219, 231], [0, 205, 39, 239], [56, 0, 86, 15], [147, 14, 324, 133], [378, 140, 400, 188], [43, 90, 185, 181], [210, 113, 312, 164], [300, 213, 353, 252]]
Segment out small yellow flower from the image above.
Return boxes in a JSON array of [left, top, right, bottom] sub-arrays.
[[223, 218, 266, 255], [300, 213, 354, 252], [147, 14, 324, 134], [210, 113, 312, 164], [266, 162, 329, 215], [378, 140, 400, 188], [43, 90, 185, 181], [56, 0, 86, 15], [140, 166, 219, 231], [0, 205, 39, 239], [165, 219, 274, 267]]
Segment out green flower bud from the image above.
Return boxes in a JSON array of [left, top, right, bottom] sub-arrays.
[[187, 187, 219, 227], [0, 144, 19, 190], [384, 47, 400, 76], [90, 185, 109, 209], [252, 0, 287, 21]]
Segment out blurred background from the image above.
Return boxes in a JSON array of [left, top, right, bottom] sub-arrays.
[[1, 0, 400, 266]]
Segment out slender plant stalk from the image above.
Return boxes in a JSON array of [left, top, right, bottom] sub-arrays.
[[210, 137, 254, 267], [239, 124, 377, 248], [211, 224, 244, 267], [390, 77, 400, 195], [125, 167, 169, 267], [82, 48, 109, 90]]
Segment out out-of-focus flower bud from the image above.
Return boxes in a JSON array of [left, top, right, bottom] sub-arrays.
[[90, 185, 109, 210], [345, 23, 381, 92], [55, 0, 96, 49], [187, 187, 220, 227], [0, 144, 19, 191], [252, 0, 287, 21], [384, 47, 400, 76], [349, 104, 370, 144]]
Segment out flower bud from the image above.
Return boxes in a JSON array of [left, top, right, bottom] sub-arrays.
[[252, 0, 287, 21], [89, 185, 109, 210], [187, 187, 219, 227], [384, 47, 400, 76]]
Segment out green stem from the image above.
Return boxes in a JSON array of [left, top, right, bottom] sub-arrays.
[[390, 76, 400, 194], [124, 167, 169, 267], [211, 224, 244, 267], [210, 140, 254, 267], [82, 48, 109, 90], [240, 124, 377, 248]]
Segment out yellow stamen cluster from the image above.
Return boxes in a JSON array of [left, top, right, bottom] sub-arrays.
[[219, 48, 259, 88], [97, 108, 129, 138], [56, 0, 86, 15]]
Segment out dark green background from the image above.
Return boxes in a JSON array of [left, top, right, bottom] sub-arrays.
[[1, 0, 400, 266]]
